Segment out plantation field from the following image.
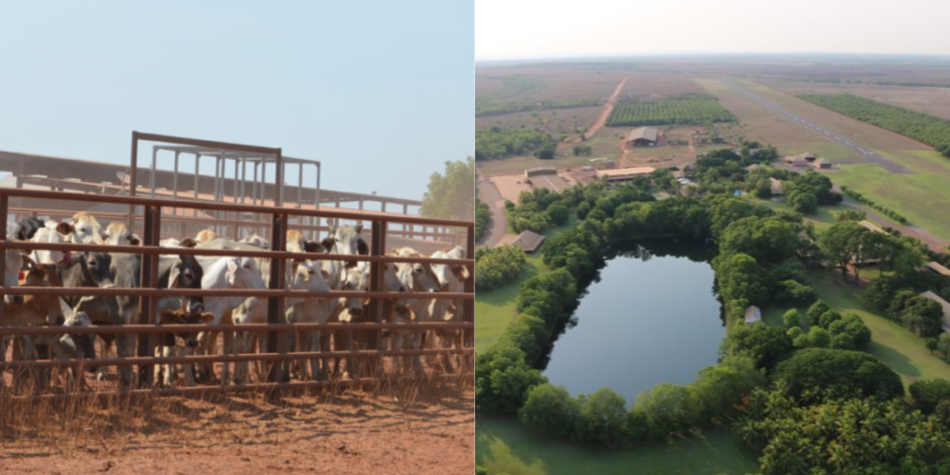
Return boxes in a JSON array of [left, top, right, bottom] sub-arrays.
[[764, 81, 950, 121], [606, 94, 736, 127], [477, 417, 760, 475], [476, 98, 602, 118], [799, 93, 950, 151]]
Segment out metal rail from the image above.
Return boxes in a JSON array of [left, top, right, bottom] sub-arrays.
[[0, 132, 474, 397]]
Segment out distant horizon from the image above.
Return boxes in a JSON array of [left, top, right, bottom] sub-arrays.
[[476, 51, 950, 65]]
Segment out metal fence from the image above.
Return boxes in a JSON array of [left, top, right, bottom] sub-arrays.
[[0, 133, 474, 398]]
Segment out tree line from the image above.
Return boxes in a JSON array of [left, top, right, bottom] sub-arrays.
[[800, 93, 950, 158], [475, 127, 556, 161]]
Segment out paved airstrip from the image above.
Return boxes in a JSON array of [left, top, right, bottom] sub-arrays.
[[720, 80, 914, 174]]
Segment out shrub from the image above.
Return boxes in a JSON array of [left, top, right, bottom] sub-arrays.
[[909, 379, 950, 414], [720, 323, 793, 371], [574, 388, 631, 447], [774, 348, 904, 402], [475, 245, 527, 291], [806, 300, 831, 326], [519, 384, 580, 439], [782, 309, 801, 329]]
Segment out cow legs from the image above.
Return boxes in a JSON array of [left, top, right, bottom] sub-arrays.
[[181, 345, 197, 387]]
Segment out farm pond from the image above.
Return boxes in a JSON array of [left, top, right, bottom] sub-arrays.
[[542, 239, 725, 402]]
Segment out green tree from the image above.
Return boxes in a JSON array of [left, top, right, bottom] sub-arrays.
[[475, 343, 547, 415], [774, 348, 904, 402], [820, 220, 869, 280], [574, 388, 630, 447], [909, 379, 950, 414], [633, 383, 697, 439], [787, 189, 818, 214], [420, 157, 475, 221], [720, 323, 793, 371], [782, 309, 801, 329], [518, 384, 580, 440]]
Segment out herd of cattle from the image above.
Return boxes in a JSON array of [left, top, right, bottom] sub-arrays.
[[1, 212, 470, 391]]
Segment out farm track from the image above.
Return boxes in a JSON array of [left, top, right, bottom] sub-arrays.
[[477, 177, 509, 247], [578, 78, 626, 142], [719, 80, 914, 174]]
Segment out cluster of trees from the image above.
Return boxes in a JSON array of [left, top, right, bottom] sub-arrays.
[[475, 98, 601, 117], [800, 93, 950, 158], [737, 385, 950, 475], [474, 197, 490, 242], [783, 171, 842, 214], [475, 127, 556, 161], [783, 301, 871, 351], [506, 188, 572, 234], [474, 245, 527, 291], [820, 219, 925, 281], [606, 94, 737, 127], [841, 186, 910, 224], [572, 144, 592, 156], [517, 355, 764, 447], [476, 268, 579, 414], [689, 147, 778, 194]]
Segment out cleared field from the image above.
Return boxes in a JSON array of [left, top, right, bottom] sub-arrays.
[[477, 417, 759, 475], [476, 106, 602, 137], [765, 81, 950, 121], [698, 78, 857, 161], [799, 93, 950, 150], [476, 66, 629, 103], [606, 94, 736, 127]]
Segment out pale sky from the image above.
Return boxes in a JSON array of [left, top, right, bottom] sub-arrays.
[[476, 0, 950, 60], [0, 1, 473, 205]]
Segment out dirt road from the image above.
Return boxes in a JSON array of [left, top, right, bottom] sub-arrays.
[[477, 177, 509, 247], [577, 78, 626, 142]]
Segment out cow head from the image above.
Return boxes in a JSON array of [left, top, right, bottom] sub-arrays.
[[430, 246, 467, 290], [58, 308, 96, 360], [158, 307, 214, 348], [322, 225, 366, 268], [169, 254, 204, 314], [341, 265, 369, 318], [102, 221, 132, 245], [226, 257, 265, 289], [69, 212, 102, 244]]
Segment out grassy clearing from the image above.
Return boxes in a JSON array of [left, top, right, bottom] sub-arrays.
[[475, 218, 576, 352], [832, 156, 950, 241], [477, 416, 760, 475], [475, 253, 545, 352], [762, 270, 950, 387]]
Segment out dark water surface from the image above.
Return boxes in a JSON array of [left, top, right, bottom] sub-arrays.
[[542, 241, 724, 402]]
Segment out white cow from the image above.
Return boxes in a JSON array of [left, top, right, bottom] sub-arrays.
[[29, 221, 68, 265], [190, 254, 266, 385], [429, 245, 469, 372]]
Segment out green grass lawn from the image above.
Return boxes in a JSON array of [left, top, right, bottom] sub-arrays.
[[477, 416, 760, 475], [831, 153, 950, 242], [476, 219, 576, 352], [475, 253, 545, 352], [762, 270, 950, 387]]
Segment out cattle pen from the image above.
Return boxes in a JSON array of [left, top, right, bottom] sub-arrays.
[[0, 132, 474, 400]]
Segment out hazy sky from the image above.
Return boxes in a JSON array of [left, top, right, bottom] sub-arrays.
[[0, 1, 473, 204], [476, 0, 950, 60]]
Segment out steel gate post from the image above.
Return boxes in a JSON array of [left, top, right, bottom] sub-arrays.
[[137, 205, 161, 386], [265, 212, 287, 384], [0, 195, 7, 325]]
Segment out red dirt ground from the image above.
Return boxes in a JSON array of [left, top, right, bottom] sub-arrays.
[[0, 387, 474, 474]]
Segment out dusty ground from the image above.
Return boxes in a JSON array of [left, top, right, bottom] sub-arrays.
[[1, 385, 473, 475]]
